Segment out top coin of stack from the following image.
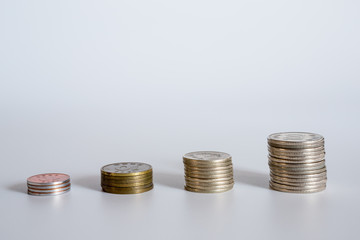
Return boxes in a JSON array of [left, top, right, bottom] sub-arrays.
[[183, 151, 234, 193], [267, 132, 327, 193], [27, 173, 71, 196], [101, 162, 153, 194]]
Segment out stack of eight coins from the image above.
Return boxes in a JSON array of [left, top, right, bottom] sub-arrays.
[[183, 151, 234, 193], [101, 162, 153, 194], [27, 173, 71, 196], [268, 132, 327, 193]]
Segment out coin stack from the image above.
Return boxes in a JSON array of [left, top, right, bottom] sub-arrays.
[[267, 132, 327, 193], [101, 162, 153, 194], [183, 151, 234, 193], [27, 173, 71, 196]]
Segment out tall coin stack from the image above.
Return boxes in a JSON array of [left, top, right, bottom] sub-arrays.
[[267, 132, 327, 193], [101, 162, 153, 194], [183, 151, 234, 193], [27, 173, 71, 196]]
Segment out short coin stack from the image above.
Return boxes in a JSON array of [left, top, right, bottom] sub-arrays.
[[27, 173, 71, 196], [183, 151, 234, 193], [101, 162, 153, 194], [268, 132, 327, 193]]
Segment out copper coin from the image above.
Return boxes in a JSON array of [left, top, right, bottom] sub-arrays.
[[27, 173, 70, 186]]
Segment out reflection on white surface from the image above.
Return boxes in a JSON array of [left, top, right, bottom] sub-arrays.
[[26, 191, 70, 210]]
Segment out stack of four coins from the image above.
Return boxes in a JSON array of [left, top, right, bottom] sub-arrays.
[[27, 173, 71, 196]]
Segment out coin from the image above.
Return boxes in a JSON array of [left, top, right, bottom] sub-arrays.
[[184, 185, 233, 193], [184, 164, 233, 171], [270, 181, 326, 190], [183, 151, 231, 161], [268, 155, 325, 164], [101, 162, 152, 176], [270, 173, 326, 182], [270, 166, 326, 175], [268, 146, 325, 155], [268, 132, 324, 149], [183, 160, 232, 167], [27, 173, 70, 185], [28, 188, 71, 196], [269, 160, 325, 170], [269, 183, 326, 193], [102, 184, 153, 194]]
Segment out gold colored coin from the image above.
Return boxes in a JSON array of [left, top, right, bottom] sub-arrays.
[[101, 162, 152, 177], [102, 183, 153, 194], [101, 175, 152, 182]]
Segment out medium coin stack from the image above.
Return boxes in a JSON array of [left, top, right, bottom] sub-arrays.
[[27, 173, 71, 196], [183, 151, 234, 193], [268, 132, 327, 193], [101, 162, 153, 194]]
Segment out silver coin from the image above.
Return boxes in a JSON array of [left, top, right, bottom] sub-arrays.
[[184, 185, 233, 193], [27, 185, 71, 193], [270, 172, 326, 182], [101, 162, 152, 174], [269, 161, 325, 170], [268, 155, 325, 163], [184, 168, 233, 175], [268, 145, 325, 153], [270, 178, 327, 187], [268, 132, 323, 143], [270, 181, 326, 190], [28, 188, 71, 196], [186, 183, 234, 190], [185, 175, 233, 182], [270, 169, 327, 178], [185, 174, 233, 180], [269, 183, 326, 193], [183, 151, 231, 161], [270, 167, 327, 176], [185, 181, 234, 188], [269, 159, 325, 167], [268, 148, 325, 157], [183, 161, 232, 168], [268, 132, 324, 149], [184, 165, 233, 171], [27, 182, 71, 190]]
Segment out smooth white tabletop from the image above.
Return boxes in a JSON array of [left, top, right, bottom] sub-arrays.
[[1, 1, 359, 239]]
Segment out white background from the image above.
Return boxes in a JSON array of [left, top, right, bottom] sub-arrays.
[[1, 1, 359, 239]]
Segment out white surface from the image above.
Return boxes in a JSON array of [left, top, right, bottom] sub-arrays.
[[1, 1, 359, 239]]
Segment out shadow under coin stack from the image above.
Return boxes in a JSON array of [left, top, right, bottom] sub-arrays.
[[183, 151, 234, 193], [101, 162, 153, 194], [268, 132, 327, 193], [27, 173, 71, 196]]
